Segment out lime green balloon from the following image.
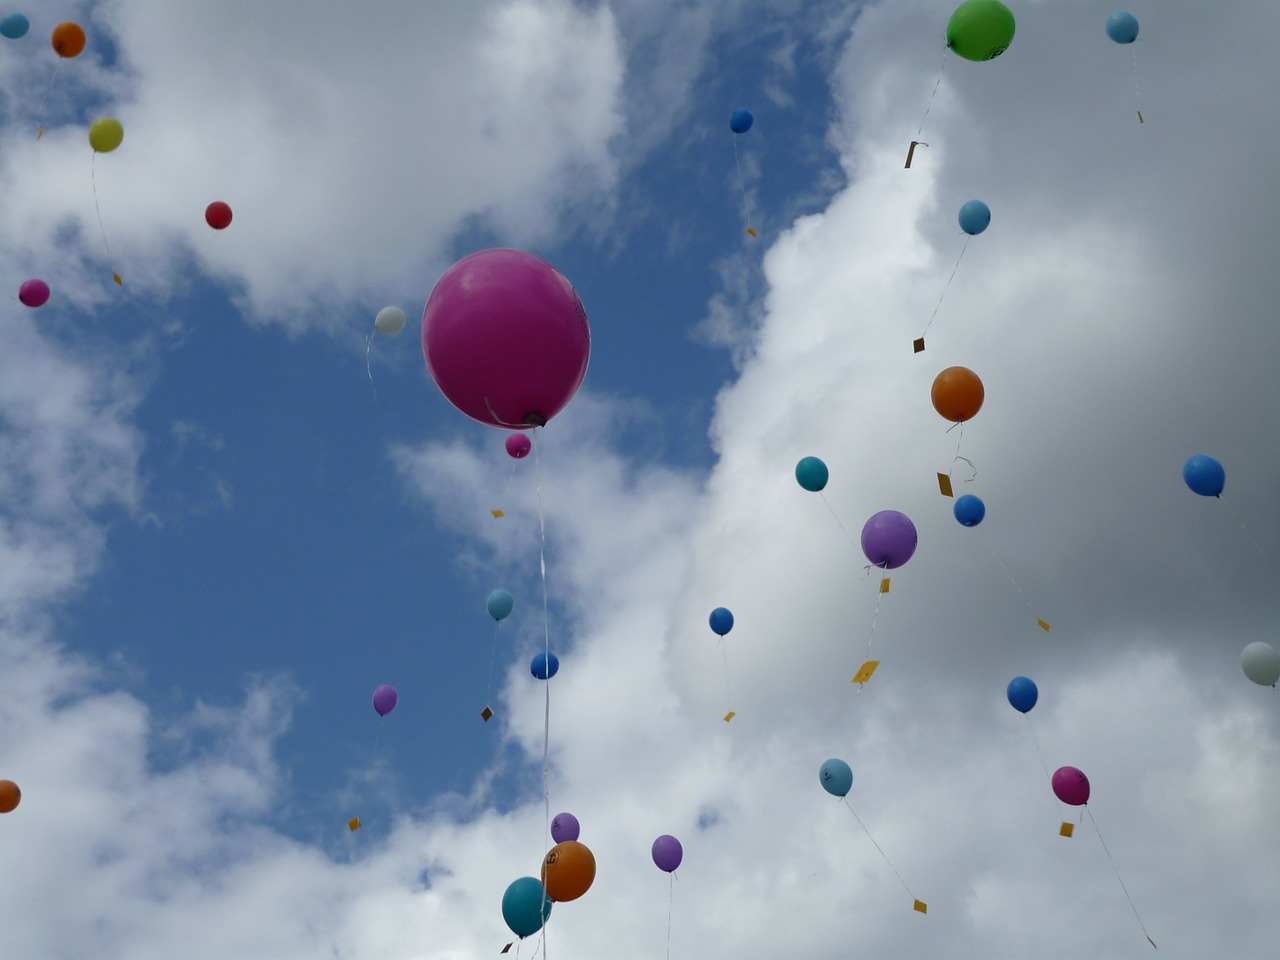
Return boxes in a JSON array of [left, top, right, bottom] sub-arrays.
[[946, 0, 1016, 62], [89, 117, 124, 153]]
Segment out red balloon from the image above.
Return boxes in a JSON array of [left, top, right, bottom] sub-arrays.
[[205, 201, 233, 230]]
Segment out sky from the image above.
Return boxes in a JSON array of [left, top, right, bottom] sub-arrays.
[[0, 1, 1278, 958]]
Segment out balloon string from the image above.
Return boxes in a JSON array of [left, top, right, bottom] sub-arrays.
[[842, 797, 918, 903], [666, 872, 674, 960], [91, 153, 118, 283], [915, 50, 947, 139], [733, 135, 755, 235], [1222, 497, 1267, 562], [983, 541, 1046, 633], [1022, 714, 1067, 821], [1086, 807, 1157, 949], [818, 492, 859, 550], [532, 428, 552, 960], [921, 237, 968, 342], [858, 564, 889, 683], [365, 331, 375, 382], [720, 638, 733, 713], [372, 714, 384, 755], [35, 61, 61, 138], [1130, 46, 1143, 124], [486, 621, 502, 711]]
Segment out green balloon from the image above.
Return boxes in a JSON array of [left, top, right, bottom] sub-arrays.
[[946, 0, 1016, 62]]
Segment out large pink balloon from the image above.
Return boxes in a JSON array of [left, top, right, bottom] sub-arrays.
[[1052, 766, 1090, 806], [422, 249, 590, 429]]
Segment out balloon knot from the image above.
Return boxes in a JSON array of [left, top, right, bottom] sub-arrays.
[[525, 413, 547, 428]]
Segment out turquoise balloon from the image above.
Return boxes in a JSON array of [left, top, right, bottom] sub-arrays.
[[502, 877, 552, 939], [795, 456, 829, 492], [0, 14, 29, 39], [1106, 11, 1139, 44], [819, 758, 853, 798], [487, 588, 514, 621], [958, 200, 991, 236]]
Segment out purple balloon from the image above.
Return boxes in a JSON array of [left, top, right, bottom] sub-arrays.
[[18, 279, 50, 308], [506, 433, 531, 459], [860, 510, 918, 569], [372, 684, 399, 717], [1052, 766, 1090, 806], [423, 249, 590, 429], [550, 812, 580, 843], [651, 834, 683, 873]]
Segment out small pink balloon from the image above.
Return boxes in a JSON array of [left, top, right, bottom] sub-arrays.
[[1052, 766, 1090, 806], [19, 279, 50, 308], [505, 433, 532, 459]]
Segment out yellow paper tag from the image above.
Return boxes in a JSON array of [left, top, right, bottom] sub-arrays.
[[723, 711, 736, 722], [747, 227, 758, 238], [348, 817, 362, 832], [481, 706, 494, 722], [1037, 619, 1051, 633], [37, 126, 45, 141], [491, 509, 505, 519], [1059, 821, 1074, 838], [913, 337, 925, 354], [913, 900, 927, 914], [501, 944, 513, 955], [937, 472, 954, 497], [113, 273, 123, 287], [852, 660, 880, 684], [879, 578, 891, 594]]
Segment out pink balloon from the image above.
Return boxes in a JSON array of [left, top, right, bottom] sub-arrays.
[[422, 249, 590, 429], [506, 433, 532, 459], [18, 279, 50, 308], [1052, 766, 1090, 806]]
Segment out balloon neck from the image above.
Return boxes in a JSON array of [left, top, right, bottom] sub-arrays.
[[524, 413, 547, 428]]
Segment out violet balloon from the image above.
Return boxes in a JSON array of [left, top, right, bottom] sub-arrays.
[[550, 812, 580, 843], [372, 684, 399, 717], [422, 249, 590, 429], [1052, 766, 1090, 806], [652, 834, 683, 873], [860, 510, 918, 569], [506, 433, 531, 459], [19, 279, 50, 308]]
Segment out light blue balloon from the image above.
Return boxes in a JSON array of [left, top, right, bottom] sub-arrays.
[[729, 108, 754, 134], [953, 494, 986, 527], [795, 456, 829, 492], [819, 758, 853, 798], [1006, 676, 1038, 713], [1183, 455, 1225, 498], [502, 877, 552, 939], [531, 651, 559, 680], [709, 607, 734, 636], [958, 200, 991, 236], [1106, 11, 1139, 44], [0, 14, 29, 39], [487, 588, 514, 621]]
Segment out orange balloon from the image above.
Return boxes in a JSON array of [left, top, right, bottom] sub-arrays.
[[52, 22, 86, 58], [0, 780, 20, 814], [931, 366, 984, 423], [541, 840, 596, 902]]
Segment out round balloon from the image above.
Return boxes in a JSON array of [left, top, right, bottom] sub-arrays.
[[89, 117, 124, 153], [506, 433, 532, 459], [1052, 766, 1090, 806], [931, 366, 985, 423], [502, 876, 552, 939], [0, 14, 30, 39], [860, 510, 918, 570], [819, 758, 853, 798], [953, 493, 985, 527], [541, 840, 596, 902], [729, 108, 754, 134], [1241, 641, 1280, 687], [205, 201, 233, 230], [1007, 676, 1038, 713], [487, 588, 514, 621], [374, 306, 406, 336], [18, 279, 50, 308], [1106, 11, 1139, 44], [652, 834, 683, 873], [422, 249, 590, 429], [795, 456, 829, 492], [531, 651, 559, 680], [946, 0, 1016, 61], [372, 684, 398, 717], [709, 607, 734, 637], [550, 812, 580, 843], [52, 21, 86, 58], [958, 200, 991, 236], [1183, 455, 1225, 498], [0, 780, 19, 813]]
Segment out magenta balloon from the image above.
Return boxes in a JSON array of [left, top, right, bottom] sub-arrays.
[[19, 279, 50, 308], [860, 510, 918, 569], [372, 684, 399, 717], [651, 834, 683, 873], [422, 249, 590, 429], [1052, 766, 1090, 806], [550, 811, 580, 843], [506, 433, 532, 459]]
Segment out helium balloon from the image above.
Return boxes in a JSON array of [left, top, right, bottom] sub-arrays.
[[531, 651, 559, 680], [422, 248, 590, 429], [860, 510, 918, 570], [0, 14, 29, 39], [89, 117, 124, 153], [550, 812, 580, 843], [502, 876, 552, 939], [372, 684, 398, 717], [0, 780, 19, 813], [1106, 11, 1139, 44], [946, 1, 1015, 61], [205, 201, 233, 230], [953, 493, 985, 527], [18, 279, 50, 308], [652, 835, 683, 873], [931, 366, 984, 423], [958, 200, 991, 236], [506, 433, 531, 459], [1241, 641, 1280, 687], [374, 306, 406, 336], [1183, 455, 1225, 498], [709, 607, 734, 636], [487, 588, 514, 621], [541, 840, 596, 902], [1052, 766, 1090, 806], [819, 758, 853, 798], [1006, 676, 1038, 713], [795, 456, 829, 492], [729, 108, 754, 134], [52, 21, 85, 58]]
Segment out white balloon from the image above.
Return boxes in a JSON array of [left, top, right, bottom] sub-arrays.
[[1241, 641, 1280, 687], [374, 306, 406, 336]]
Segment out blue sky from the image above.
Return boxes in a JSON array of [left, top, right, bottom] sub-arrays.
[[2, 2, 1279, 958]]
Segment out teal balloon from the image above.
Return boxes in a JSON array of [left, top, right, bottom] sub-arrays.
[[487, 588, 514, 621], [795, 456, 829, 492], [502, 877, 552, 939], [958, 200, 991, 236], [1183, 455, 1225, 498], [1106, 12, 1139, 44], [0, 14, 29, 39], [819, 758, 853, 798]]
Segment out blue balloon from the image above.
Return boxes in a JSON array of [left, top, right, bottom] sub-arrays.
[[0, 14, 29, 39], [502, 877, 552, 939], [709, 607, 734, 636], [1106, 11, 1139, 44], [531, 651, 559, 680], [958, 200, 991, 236], [795, 456, 829, 492], [487, 588, 514, 621], [819, 758, 853, 798], [1007, 676, 1038, 714], [729, 108, 754, 134], [1183, 455, 1225, 498], [953, 494, 986, 527]]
